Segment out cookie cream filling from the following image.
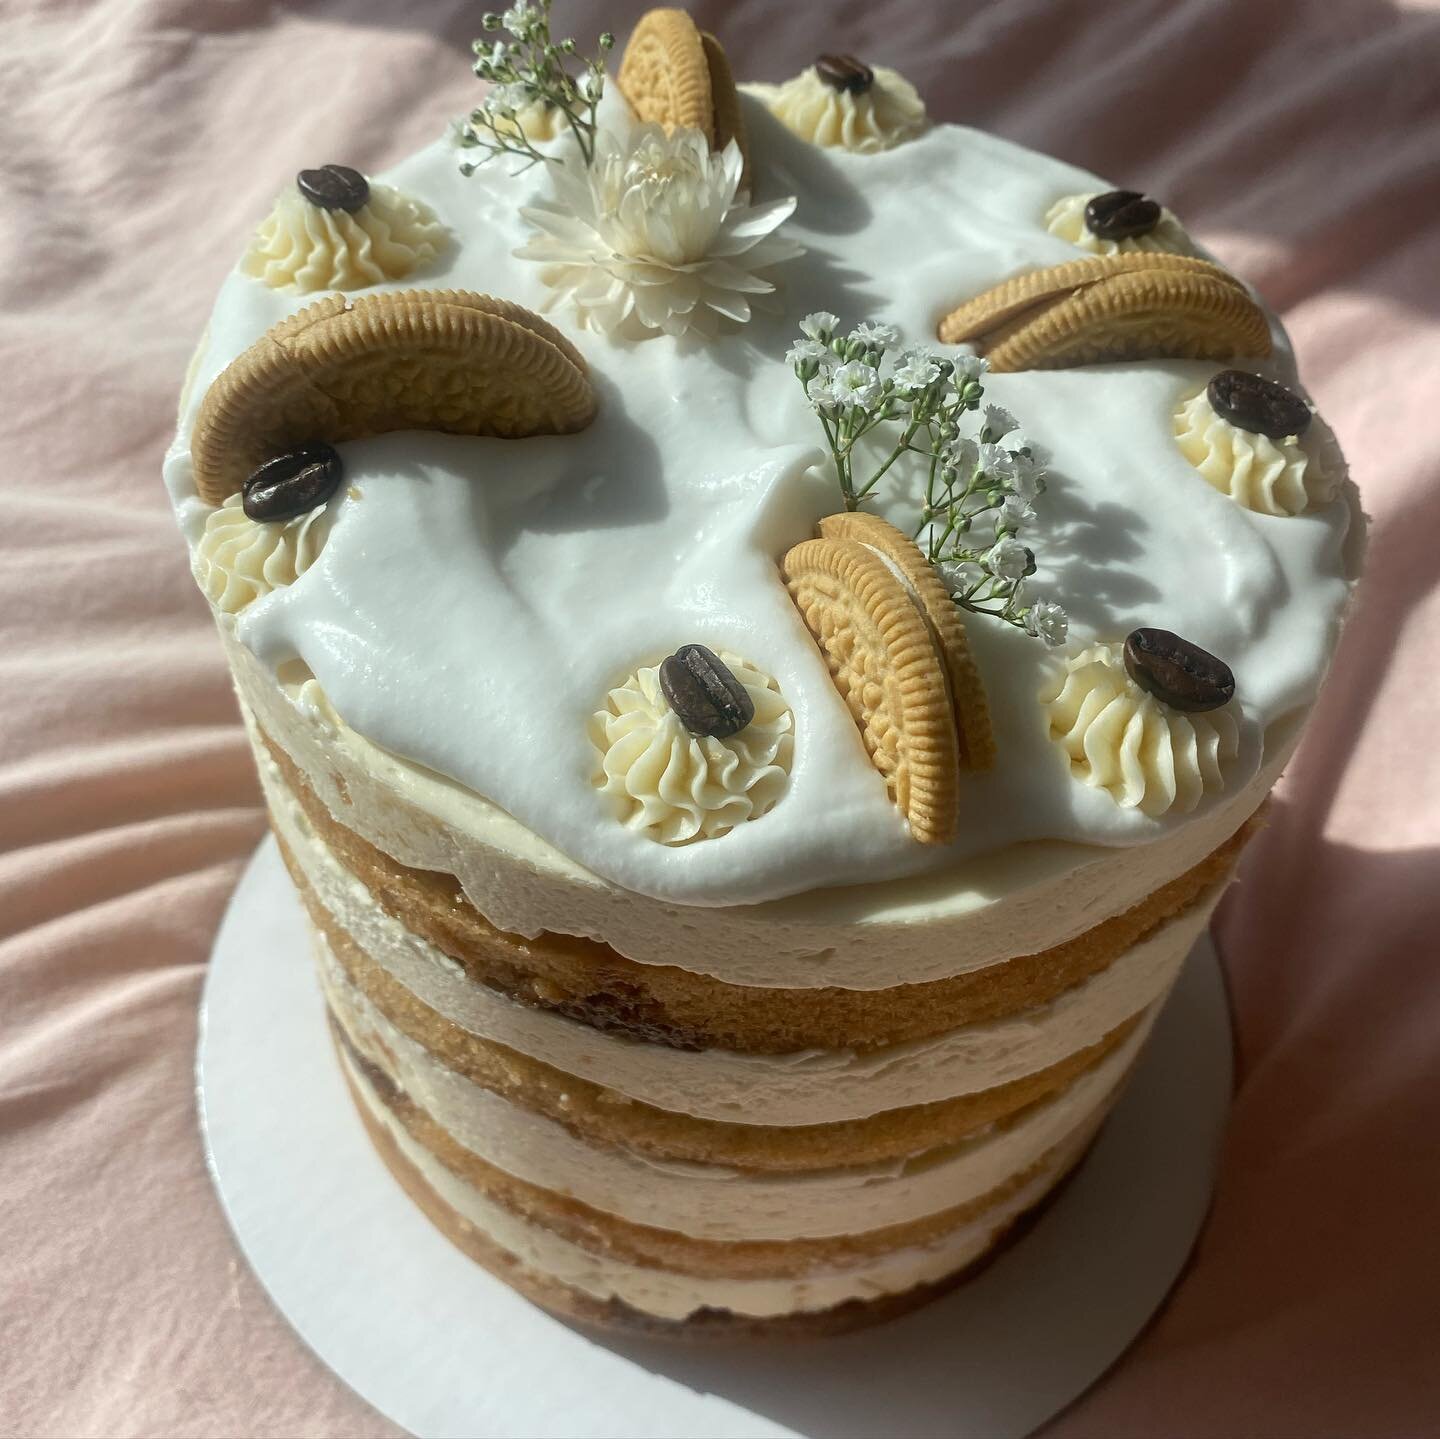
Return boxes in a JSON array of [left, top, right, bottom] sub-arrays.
[[167, 95, 1354, 907], [342, 1042, 1103, 1321], [325, 950, 1147, 1241], [267, 743, 1213, 1125]]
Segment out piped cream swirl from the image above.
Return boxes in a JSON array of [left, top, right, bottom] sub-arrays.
[[193, 494, 333, 614], [241, 181, 448, 293], [741, 66, 927, 153], [1044, 192, 1192, 256], [1174, 388, 1337, 516], [1043, 643, 1239, 817], [590, 652, 793, 845]]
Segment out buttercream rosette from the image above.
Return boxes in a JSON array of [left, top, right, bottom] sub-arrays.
[[1174, 387, 1340, 516], [1042, 642, 1239, 817], [242, 181, 448, 294], [742, 65, 927, 153], [192, 493, 333, 613], [1044, 192, 1193, 257], [590, 652, 793, 844]]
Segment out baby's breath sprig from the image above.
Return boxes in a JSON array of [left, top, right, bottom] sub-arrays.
[[459, 0, 614, 174], [788, 314, 1068, 646]]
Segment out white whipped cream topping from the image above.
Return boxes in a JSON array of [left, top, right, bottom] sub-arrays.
[[590, 651, 793, 844], [241, 634, 1281, 988], [167, 95, 1354, 907], [192, 494, 335, 614], [1043, 642, 1241, 817], [241, 181, 448, 293], [1043, 192, 1193, 256], [741, 66, 928, 154], [327, 949, 1147, 1241], [343, 1044, 1103, 1321], [267, 745, 1212, 1125], [1174, 388, 1341, 516]]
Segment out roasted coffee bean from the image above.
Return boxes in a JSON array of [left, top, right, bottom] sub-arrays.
[[1123, 628, 1235, 713], [296, 164, 370, 213], [1084, 189, 1163, 241], [659, 644, 755, 738], [815, 53, 874, 93], [242, 443, 343, 522], [1207, 369, 1312, 439]]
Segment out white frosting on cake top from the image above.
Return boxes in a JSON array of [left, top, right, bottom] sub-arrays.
[[163, 94, 1354, 906]]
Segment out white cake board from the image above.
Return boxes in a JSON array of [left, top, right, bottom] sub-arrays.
[[198, 836, 1233, 1439]]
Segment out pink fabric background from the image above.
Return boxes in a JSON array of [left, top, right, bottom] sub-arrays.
[[2, 1, 1437, 1434]]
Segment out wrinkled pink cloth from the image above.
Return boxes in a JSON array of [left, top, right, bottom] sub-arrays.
[[2, 1, 1437, 1434]]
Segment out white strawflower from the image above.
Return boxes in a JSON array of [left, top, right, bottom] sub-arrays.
[[830, 360, 883, 408], [986, 536, 1032, 581], [851, 321, 900, 350], [516, 124, 803, 338], [1026, 599, 1068, 647], [983, 403, 1018, 440], [800, 310, 840, 340]]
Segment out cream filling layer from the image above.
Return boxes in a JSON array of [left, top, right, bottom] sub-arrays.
[[232, 631, 1276, 992], [323, 943, 1147, 1241], [265, 739, 1213, 1125], [343, 1044, 1103, 1321]]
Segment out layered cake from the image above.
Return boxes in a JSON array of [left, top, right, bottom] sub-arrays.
[[167, 5, 1360, 1336]]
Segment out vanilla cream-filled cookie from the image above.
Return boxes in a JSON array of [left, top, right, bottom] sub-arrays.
[[166, 2, 1358, 1340]]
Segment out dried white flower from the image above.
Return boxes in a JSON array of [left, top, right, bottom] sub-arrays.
[[986, 535, 1033, 582], [502, 1, 539, 36], [998, 493, 1034, 531], [1026, 598, 1069, 647], [851, 321, 900, 350], [800, 310, 841, 341], [786, 337, 830, 367], [829, 360, 883, 408], [982, 403, 1018, 440], [944, 435, 980, 475], [892, 352, 941, 392], [953, 354, 988, 384], [938, 559, 984, 596], [1007, 450, 1046, 500], [516, 124, 803, 338]]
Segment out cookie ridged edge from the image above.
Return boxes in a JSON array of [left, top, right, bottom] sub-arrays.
[[191, 289, 595, 505], [818, 512, 996, 773], [782, 535, 960, 845]]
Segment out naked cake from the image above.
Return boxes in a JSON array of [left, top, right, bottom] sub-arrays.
[[166, 4, 1361, 1336]]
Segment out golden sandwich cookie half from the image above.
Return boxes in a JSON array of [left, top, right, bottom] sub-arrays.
[[191, 289, 596, 505], [782, 514, 994, 846]]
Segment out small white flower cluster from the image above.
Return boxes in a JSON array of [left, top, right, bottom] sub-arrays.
[[460, 0, 614, 172], [789, 314, 1068, 646]]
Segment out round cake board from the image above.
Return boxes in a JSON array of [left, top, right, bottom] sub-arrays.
[[199, 836, 1234, 1439]]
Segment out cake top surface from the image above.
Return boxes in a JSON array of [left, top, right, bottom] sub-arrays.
[[165, 19, 1356, 908]]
